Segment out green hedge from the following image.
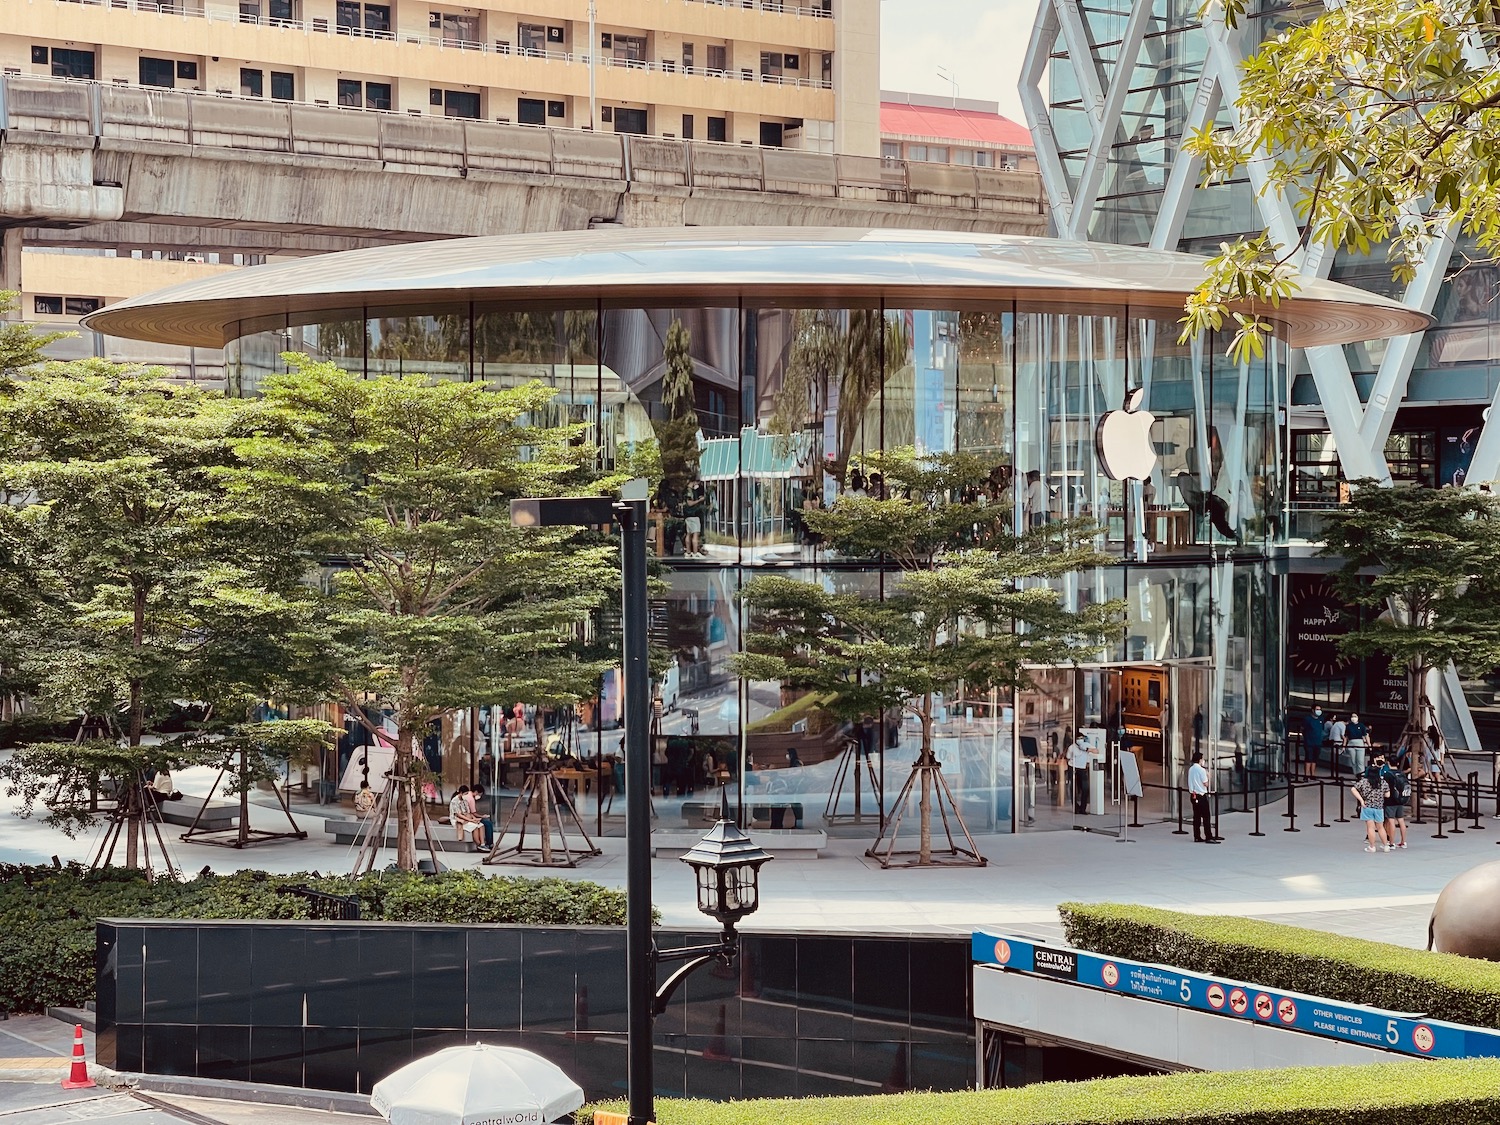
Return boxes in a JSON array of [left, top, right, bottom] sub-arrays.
[[584, 1059, 1500, 1125], [0, 864, 629, 1013], [1060, 901, 1500, 1028]]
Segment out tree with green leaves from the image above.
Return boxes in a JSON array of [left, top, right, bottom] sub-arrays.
[[234, 360, 622, 870], [767, 310, 911, 488], [1320, 482, 1500, 764], [0, 292, 68, 386], [1180, 0, 1500, 359], [735, 449, 1124, 867], [0, 360, 325, 869], [654, 317, 700, 517]]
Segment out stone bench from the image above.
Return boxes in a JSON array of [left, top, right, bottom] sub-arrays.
[[322, 818, 480, 852], [681, 800, 805, 829], [652, 828, 827, 859], [156, 798, 239, 831]]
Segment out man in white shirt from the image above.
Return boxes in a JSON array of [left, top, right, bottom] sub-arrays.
[[1066, 734, 1093, 814], [1327, 714, 1348, 775], [1188, 750, 1218, 843]]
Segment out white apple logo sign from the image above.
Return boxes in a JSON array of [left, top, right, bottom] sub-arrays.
[[1094, 387, 1158, 481]]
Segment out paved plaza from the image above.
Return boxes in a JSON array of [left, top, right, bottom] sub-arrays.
[[0, 762, 1485, 949]]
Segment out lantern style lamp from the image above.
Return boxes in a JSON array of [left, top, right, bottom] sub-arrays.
[[680, 793, 773, 932], [649, 791, 773, 1016]]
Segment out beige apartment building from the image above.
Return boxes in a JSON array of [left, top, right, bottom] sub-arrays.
[[3, 0, 877, 153]]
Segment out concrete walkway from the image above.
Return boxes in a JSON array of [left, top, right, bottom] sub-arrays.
[[0, 762, 1487, 948]]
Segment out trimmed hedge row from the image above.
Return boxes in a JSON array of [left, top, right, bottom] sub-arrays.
[[584, 1059, 1500, 1125], [0, 864, 628, 1013], [1060, 901, 1500, 1028]]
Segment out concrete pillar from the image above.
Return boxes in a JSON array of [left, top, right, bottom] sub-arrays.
[[0, 228, 21, 297]]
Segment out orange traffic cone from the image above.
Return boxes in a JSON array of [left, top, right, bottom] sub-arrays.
[[61, 1024, 94, 1090]]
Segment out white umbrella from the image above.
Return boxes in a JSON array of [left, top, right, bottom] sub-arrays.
[[370, 1044, 585, 1125]]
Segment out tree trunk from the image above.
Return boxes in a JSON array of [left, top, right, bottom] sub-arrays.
[[125, 581, 147, 869], [919, 695, 933, 866], [394, 724, 417, 871], [1408, 660, 1433, 765]]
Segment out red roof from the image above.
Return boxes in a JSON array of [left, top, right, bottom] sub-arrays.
[[880, 101, 1032, 150]]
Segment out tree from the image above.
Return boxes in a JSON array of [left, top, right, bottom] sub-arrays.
[[0, 361, 321, 868], [1180, 0, 1500, 359], [234, 360, 621, 870], [734, 450, 1124, 867], [0, 292, 68, 386], [654, 318, 700, 512], [1320, 482, 1500, 763], [767, 310, 911, 487]]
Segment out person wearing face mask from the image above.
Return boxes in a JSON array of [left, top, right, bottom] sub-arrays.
[[1300, 705, 1325, 778], [1345, 712, 1370, 775]]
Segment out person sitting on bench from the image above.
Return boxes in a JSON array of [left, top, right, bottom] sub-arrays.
[[448, 785, 485, 846]]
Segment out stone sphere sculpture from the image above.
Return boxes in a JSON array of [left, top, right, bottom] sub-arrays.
[[1429, 860, 1500, 959]]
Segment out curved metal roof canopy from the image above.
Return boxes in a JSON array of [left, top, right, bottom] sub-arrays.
[[82, 227, 1431, 349]]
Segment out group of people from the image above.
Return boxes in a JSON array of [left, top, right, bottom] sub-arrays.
[[1350, 754, 1412, 852], [1298, 705, 1372, 775]]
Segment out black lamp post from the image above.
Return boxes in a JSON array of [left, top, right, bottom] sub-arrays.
[[652, 793, 773, 1019], [510, 487, 771, 1125]]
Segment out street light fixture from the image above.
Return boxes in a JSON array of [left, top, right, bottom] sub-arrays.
[[508, 484, 771, 1125]]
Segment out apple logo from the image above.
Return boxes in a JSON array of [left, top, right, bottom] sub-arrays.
[[1095, 387, 1158, 481]]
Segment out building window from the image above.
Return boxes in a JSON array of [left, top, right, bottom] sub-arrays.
[[240, 68, 263, 97], [139, 57, 176, 88], [1385, 430, 1439, 487], [176, 60, 198, 81], [706, 44, 726, 73], [518, 97, 546, 126], [49, 48, 95, 80], [605, 33, 647, 66], [547, 100, 564, 118], [65, 297, 102, 316], [518, 23, 546, 55], [822, 52, 832, 84], [613, 107, 647, 134], [30, 46, 47, 64], [366, 82, 391, 111], [33, 296, 62, 315], [760, 121, 784, 147], [337, 78, 363, 107], [881, 141, 901, 161], [976, 151, 994, 168], [442, 90, 481, 119], [270, 71, 294, 100], [337, 1, 389, 35], [681, 113, 694, 140], [682, 42, 694, 71], [430, 11, 479, 45], [1290, 432, 1343, 504], [707, 115, 726, 142]]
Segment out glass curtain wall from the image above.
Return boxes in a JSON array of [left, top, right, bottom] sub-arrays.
[[225, 299, 1286, 837]]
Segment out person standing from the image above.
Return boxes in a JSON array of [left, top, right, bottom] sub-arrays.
[[1327, 713, 1348, 776], [1024, 470, 1047, 529], [1066, 732, 1092, 814], [1188, 750, 1217, 842], [1382, 756, 1410, 849], [682, 480, 708, 557], [1300, 706, 1325, 778], [1351, 764, 1390, 852], [1345, 712, 1370, 775]]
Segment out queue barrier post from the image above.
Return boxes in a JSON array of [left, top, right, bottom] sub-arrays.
[[1315, 780, 1329, 828], [1129, 795, 1141, 829], [1413, 777, 1426, 825], [1336, 781, 1349, 824], [1284, 778, 1299, 833], [1249, 795, 1264, 837], [1452, 783, 1465, 834], [1173, 789, 1188, 836], [1433, 785, 1448, 839], [1470, 773, 1485, 831]]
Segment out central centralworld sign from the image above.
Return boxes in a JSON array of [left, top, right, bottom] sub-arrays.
[[972, 931, 1500, 1061]]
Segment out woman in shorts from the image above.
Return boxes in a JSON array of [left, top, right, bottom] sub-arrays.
[[1351, 765, 1390, 852]]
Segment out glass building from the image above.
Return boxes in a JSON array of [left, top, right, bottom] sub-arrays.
[[1020, 0, 1500, 745], [85, 228, 1421, 840]]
